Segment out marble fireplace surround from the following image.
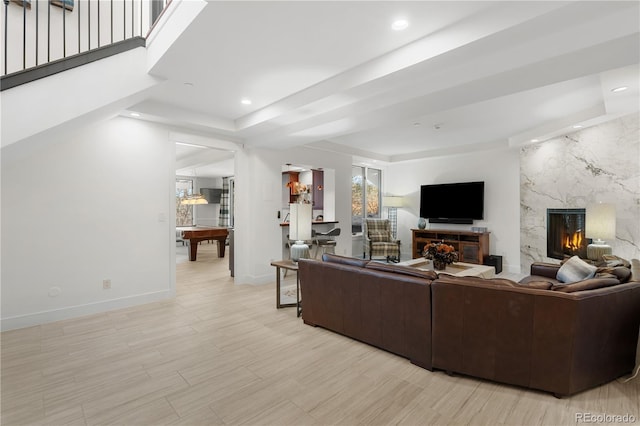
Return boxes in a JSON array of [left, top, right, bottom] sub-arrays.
[[520, 113, 640, 272]]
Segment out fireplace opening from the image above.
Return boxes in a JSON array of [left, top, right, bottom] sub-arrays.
[[547, 208, 588, 260]]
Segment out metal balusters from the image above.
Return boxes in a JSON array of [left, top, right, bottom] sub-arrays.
[[2, 1, 170, 78], [35, 0, 38, 65], [22, 0, 26, 69], [3, 0, 7, 75], [47, 0, 50, 61], [62, 0, 66, 57]]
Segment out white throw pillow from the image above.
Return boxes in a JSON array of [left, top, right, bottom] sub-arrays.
[[556, 255, 597, 284]]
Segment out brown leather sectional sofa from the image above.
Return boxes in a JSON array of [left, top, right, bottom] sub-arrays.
[[298, 255, 436, 369], [298, 255, 640, 397]]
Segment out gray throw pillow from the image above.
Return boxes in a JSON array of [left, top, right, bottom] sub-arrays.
[[556, 255, 597, 284]]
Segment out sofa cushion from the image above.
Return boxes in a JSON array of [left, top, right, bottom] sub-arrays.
[[436, 274, 518, 288], [519, 274, 561, 286], [519, 280, 554, 290], [321, 253, 369, 268], [365, 262, 438, 280], [602, 254, 631, 268], [551, 277, 621, 293], [556, 256, 597, 283], [596, 266, 632, 283]]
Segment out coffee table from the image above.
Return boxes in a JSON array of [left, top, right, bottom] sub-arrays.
[[398, 258, 495, 278]]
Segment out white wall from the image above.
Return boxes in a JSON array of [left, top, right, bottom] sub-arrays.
[[233, 146, 353, 284], [1, 116, 176, 330], [385, 147, 521, 273]]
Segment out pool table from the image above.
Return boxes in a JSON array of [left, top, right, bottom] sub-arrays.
[[180, 227, 229, 261]]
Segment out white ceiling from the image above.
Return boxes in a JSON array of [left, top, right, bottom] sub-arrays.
[[126, 1, 640, 177]]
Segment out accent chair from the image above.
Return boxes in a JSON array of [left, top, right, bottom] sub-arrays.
[[364, 218, 401, 262]]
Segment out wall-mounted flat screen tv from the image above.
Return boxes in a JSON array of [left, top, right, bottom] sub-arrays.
[[200, 188, 222, 204], [419, 181, 484, 224]]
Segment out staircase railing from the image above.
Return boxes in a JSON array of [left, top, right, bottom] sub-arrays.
[[1, 0, 170, 87]]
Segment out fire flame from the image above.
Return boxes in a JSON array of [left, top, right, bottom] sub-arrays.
[[563, 231, 583, 251]]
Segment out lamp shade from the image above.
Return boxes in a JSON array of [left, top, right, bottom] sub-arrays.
[[289, 203, 312, 241], [585, 203, 616, 242], [383, 196, 404, 208]]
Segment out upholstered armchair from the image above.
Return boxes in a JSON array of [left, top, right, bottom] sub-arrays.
[[364, 218, 401, 262]]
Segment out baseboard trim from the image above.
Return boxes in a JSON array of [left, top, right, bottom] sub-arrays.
[[0, 290, 172, 331]]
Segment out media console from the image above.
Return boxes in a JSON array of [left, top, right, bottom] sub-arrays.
[[411, 229, 490, 264]]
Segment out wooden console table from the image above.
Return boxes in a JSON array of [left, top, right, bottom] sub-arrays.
[[270, 260, 302, 317], [412, 229, 490, 264]]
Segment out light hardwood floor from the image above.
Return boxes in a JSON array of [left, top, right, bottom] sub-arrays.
[[2, 245, 639, 425]]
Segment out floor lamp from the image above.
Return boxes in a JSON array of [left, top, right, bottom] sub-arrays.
[[289, 203, 312, 262], [383, 196, 404, 239]]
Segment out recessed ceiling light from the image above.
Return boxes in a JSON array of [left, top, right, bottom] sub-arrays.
[[572, 125, 583, 129], [611, 86, 628, 92], [531, 139, 539, 143], [391, 19, 409, 31], [241, 98, 252, 105], [130, 112, 140, 117]]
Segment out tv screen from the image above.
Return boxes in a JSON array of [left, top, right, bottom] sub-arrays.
[[420, 181, 484, 224], [200, 188, 222, 204]]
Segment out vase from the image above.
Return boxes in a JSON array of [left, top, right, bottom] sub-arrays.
[[418, 218, 427, 229], [433, 259, 447, 270], [290, 241, 309, 262]]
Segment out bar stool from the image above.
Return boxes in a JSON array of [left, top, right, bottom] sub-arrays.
[[313, 228, 340, 258]]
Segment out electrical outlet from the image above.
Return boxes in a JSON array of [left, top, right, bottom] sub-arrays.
[[103, 279, 111, 290]]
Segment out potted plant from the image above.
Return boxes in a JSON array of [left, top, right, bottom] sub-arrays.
[[423, 242, 459, 270]]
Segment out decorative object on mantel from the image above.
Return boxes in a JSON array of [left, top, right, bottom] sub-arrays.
[[423, 242, 459, 270], [418, 217, 427, 229], [289, 203, 312, 262], [585, 202, 616, 261]]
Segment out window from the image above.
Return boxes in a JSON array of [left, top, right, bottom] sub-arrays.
[[176, 179, 194, 226], [351, 166, 381, 234]]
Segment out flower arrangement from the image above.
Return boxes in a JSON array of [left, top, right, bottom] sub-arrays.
[[423, 242, 458, 270]]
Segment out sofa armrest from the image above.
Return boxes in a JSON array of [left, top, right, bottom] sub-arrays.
[[431, 279, 640, 396], [530, 262, 560, 279]]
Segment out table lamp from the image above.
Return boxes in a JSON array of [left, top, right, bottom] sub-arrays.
[[585, 202, 616, 261], [289, 203, 312, 262]]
